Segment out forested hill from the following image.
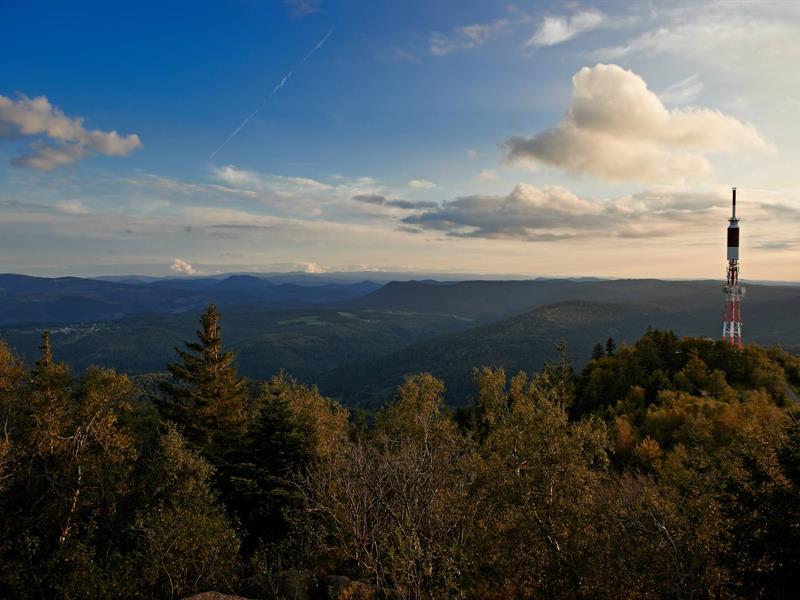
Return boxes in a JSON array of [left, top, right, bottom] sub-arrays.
[[2, 277, 799, 410], [352, 278, 800, 321], [318, 301, 683, 406], [318, 298, 800, 407]]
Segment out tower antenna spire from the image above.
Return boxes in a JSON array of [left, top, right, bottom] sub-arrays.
[[723, 187, 744, 348]]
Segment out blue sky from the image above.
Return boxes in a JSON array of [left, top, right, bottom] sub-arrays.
[[1, 0, 799, 278]]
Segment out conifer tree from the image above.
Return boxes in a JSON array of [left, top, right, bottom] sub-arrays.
[[533, 341, 576, 410], [158, 305, 248, 456], [592, 343, 606, 361], [605, 336, 617, 356], [29, 331, 72, 442], [225, 372, 316, 551], [34, 330, 52, 372], [30, 330, 70, 390]]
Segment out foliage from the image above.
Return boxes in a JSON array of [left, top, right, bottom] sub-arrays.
[[2, 322, 800, 599], [304, 373, 483, 599], [0, 334, 240, 599], [223, 373, 318, 554], [133, 424, 241, 599]]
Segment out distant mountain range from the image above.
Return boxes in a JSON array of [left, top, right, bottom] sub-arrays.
[[0, 274, 381, 326], [0, 274, 798, 408]]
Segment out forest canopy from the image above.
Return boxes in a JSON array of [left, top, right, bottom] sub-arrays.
[[1, 307, 799, 599]]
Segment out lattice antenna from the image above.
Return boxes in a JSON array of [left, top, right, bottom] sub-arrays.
[[722, 187, 745, 348]]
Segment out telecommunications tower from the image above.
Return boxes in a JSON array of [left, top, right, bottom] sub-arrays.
[[722, 187, 744, 348]]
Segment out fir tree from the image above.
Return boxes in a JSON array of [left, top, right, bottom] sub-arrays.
[[591, 343, 606, 361], [157, 305, 248, 456], [34, 330, 52, 371], [534, 341, 576, 410], [225, 372, 316, 551], [605, 336, 617, 356], [29, 330, 72, 425]]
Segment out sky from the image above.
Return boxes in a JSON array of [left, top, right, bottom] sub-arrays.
[[1, 0, 799, 279]]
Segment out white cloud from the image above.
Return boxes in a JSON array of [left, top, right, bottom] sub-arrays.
[[503, 64, 771, 182], [211, 165, 343, 196], [297, 261, 325, 273], [0, 94, 142, 170], [405, 183, 728, 241], [352, 194, 436, 211], [127, 167, 389, 223], [170, 258, 202, 275], [283, 0, 321, 17], [588, 3, 800, 118], [658, 74, 703, 105], [430, 18, 510, 56], [212, 165, 264, 188], [13, 143, 88, 171], [406, 184, 600, 240], [124, 173, 260, 200], [466, 149, 480, 160], [475, 169, 497, 181], [408, 179, 436, 189], [57, 200, 89, 215], [527, 9, 605, 47], [593, 4, 800, 69]]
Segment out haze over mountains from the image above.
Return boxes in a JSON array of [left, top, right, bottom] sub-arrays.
[[1, 273, 798, 407]]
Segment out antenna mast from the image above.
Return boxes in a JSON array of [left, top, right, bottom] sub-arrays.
[[722, 187, 744, 348]]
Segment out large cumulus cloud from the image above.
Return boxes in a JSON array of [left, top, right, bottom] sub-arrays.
[[0, 94, 142, 170], [503, 64, 771, 182]]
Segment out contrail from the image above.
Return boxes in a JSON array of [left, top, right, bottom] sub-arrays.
[[302, 27, 334, 63], [273, 71, 292, 93], [209, 28, 334, 160], [209, 108, 261, 160]]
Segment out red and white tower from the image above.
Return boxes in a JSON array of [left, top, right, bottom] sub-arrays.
[[723, 187, 744, 348]]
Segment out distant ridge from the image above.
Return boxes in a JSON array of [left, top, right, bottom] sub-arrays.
[[0, 274, 381, 326], [351, 278, 800, 322], [1, 277, 798, 409]]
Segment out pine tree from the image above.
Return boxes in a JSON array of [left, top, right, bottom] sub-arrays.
[[157, 305, 248, 456], [605, 336, 617, 356], [592, 343, 606, 361]]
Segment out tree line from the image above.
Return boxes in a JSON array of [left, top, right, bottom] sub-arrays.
[[1, 306, 799, 599]]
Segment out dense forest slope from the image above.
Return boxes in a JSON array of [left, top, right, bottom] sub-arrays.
[[318, 301, 708, 406], [0, 307, 474, 380], [319, 296, 800, 407], [2, 317, 799, 599]]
